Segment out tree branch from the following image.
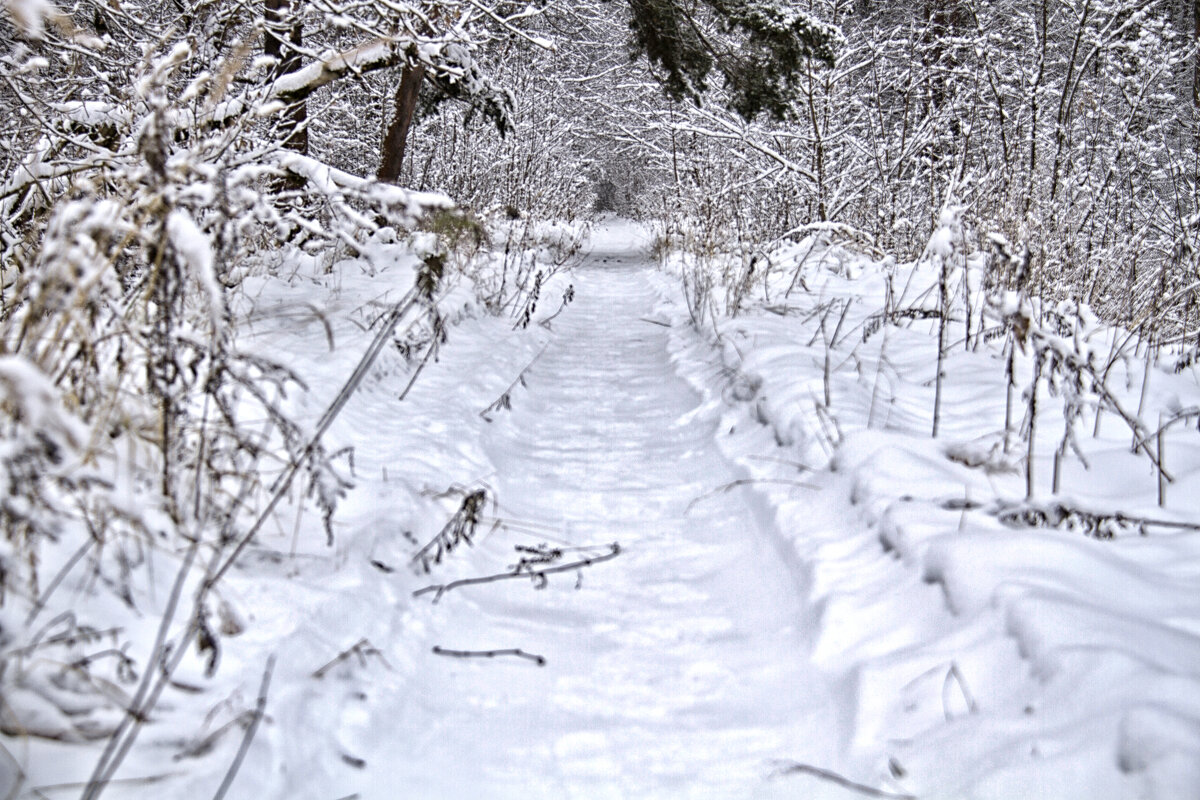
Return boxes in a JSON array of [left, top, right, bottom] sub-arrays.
[[413, 543, 621, 601], [432, 646, 546, 666]]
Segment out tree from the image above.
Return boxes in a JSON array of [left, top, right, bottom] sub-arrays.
[[374, 2, 539, 184], [265, 0, 308, 152], [377, 39, 515, 184], [624, 0, 843, 121]]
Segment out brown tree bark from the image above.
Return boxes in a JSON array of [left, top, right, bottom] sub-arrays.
[[924, 1, 963, 113], [377, 64, 426, 184], [265, 0, 308, 153]]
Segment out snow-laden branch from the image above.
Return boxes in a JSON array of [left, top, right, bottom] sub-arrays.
[[271, 37, 408, 101], [273, 152, 453, 222], [665, 110, 818, 184]]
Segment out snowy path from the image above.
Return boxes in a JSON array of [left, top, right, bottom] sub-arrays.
[[391, 251, 835, 796], [14, 228, 1197, 799]]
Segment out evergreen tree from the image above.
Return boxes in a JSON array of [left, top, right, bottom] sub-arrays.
[[624, 0, 843, 120]]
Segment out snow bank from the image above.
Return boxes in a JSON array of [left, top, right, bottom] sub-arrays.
[[1, 228, 567, 797], [652, 235, 1200, 799]]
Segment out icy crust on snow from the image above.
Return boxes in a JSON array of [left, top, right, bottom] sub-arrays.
[[651, 238, 1200, 798]]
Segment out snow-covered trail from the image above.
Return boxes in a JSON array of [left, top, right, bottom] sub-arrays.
[[390, 250, 836, 796]]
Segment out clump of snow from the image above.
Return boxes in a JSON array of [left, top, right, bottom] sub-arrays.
[[928, 204, 963, 259], [166, 208, 224, 327], [1, 0, 56, 39], [0, 355, 87, 450]]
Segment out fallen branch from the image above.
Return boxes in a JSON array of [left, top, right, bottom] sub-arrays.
[[992, 500, 1200, 537], [538, 284, 575, 329], [413, 542, 621, 602], [772, 761, 916, 799], [432, 646, 546, 666]]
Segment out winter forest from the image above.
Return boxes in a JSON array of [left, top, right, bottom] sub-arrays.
[[2, 0, 1200, 797]]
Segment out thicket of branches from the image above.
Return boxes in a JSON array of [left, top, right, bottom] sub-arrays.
[[636, 1, 1197, 335], [0, 0, 565, 789], [381, 0, 1199, 344]]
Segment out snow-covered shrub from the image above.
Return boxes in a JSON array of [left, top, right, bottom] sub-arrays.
[[0, 2, 493, 786]]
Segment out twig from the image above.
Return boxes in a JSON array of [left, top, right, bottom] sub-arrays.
[[397, 316, 444, 402], [772, 761, 916, 799], [26, 538, 95, 625], [432, 646, 546, 666], [312, 638, 389, 679], [3, 624, 123, 660], [413, 543, 621, 601], [212, 654, 275, 800], [638, 316, 671, 327], [538, 284, 575, 328], [410, 490, 486, 573], [479, 343, 549, 421], [685, 478, 817, 513], [942, 661, 979, 720], [172, 711, 256, 762]]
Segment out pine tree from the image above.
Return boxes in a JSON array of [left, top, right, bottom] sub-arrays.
[[624, 0, 843, 120]]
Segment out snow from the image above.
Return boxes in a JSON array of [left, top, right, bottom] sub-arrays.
[[652, 231, 1200, 798], [269, 39, 401, 98], [583, 215, 653, 256], [1, 0, 56, 39], [273, 153, 453, 223], [0, 355, 87, 450], [166, 209, 223, 326], [4, 222, 1200, 798]]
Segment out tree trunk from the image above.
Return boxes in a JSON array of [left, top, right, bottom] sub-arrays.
[[265, 0, 307, 153], [378, 64, 426, 184], [1194, 0, 1199, 107]]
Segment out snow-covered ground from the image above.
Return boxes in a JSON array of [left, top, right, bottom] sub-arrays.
[[653, 227, 1200, 798], [5, 219, 1200, 798]]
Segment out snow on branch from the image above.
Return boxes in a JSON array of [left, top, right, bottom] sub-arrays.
[[273, 151, 453, 224], [271, 38, 407, 102]]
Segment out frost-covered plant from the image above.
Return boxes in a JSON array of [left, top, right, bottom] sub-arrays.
[[986, 239, 1171, 502], [470, 218, 583, 319], [599, 0, 1196, 339], [0, 0, 473, 787]]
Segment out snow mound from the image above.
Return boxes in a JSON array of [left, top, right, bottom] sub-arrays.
[[652, 234, 1200, 799]]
